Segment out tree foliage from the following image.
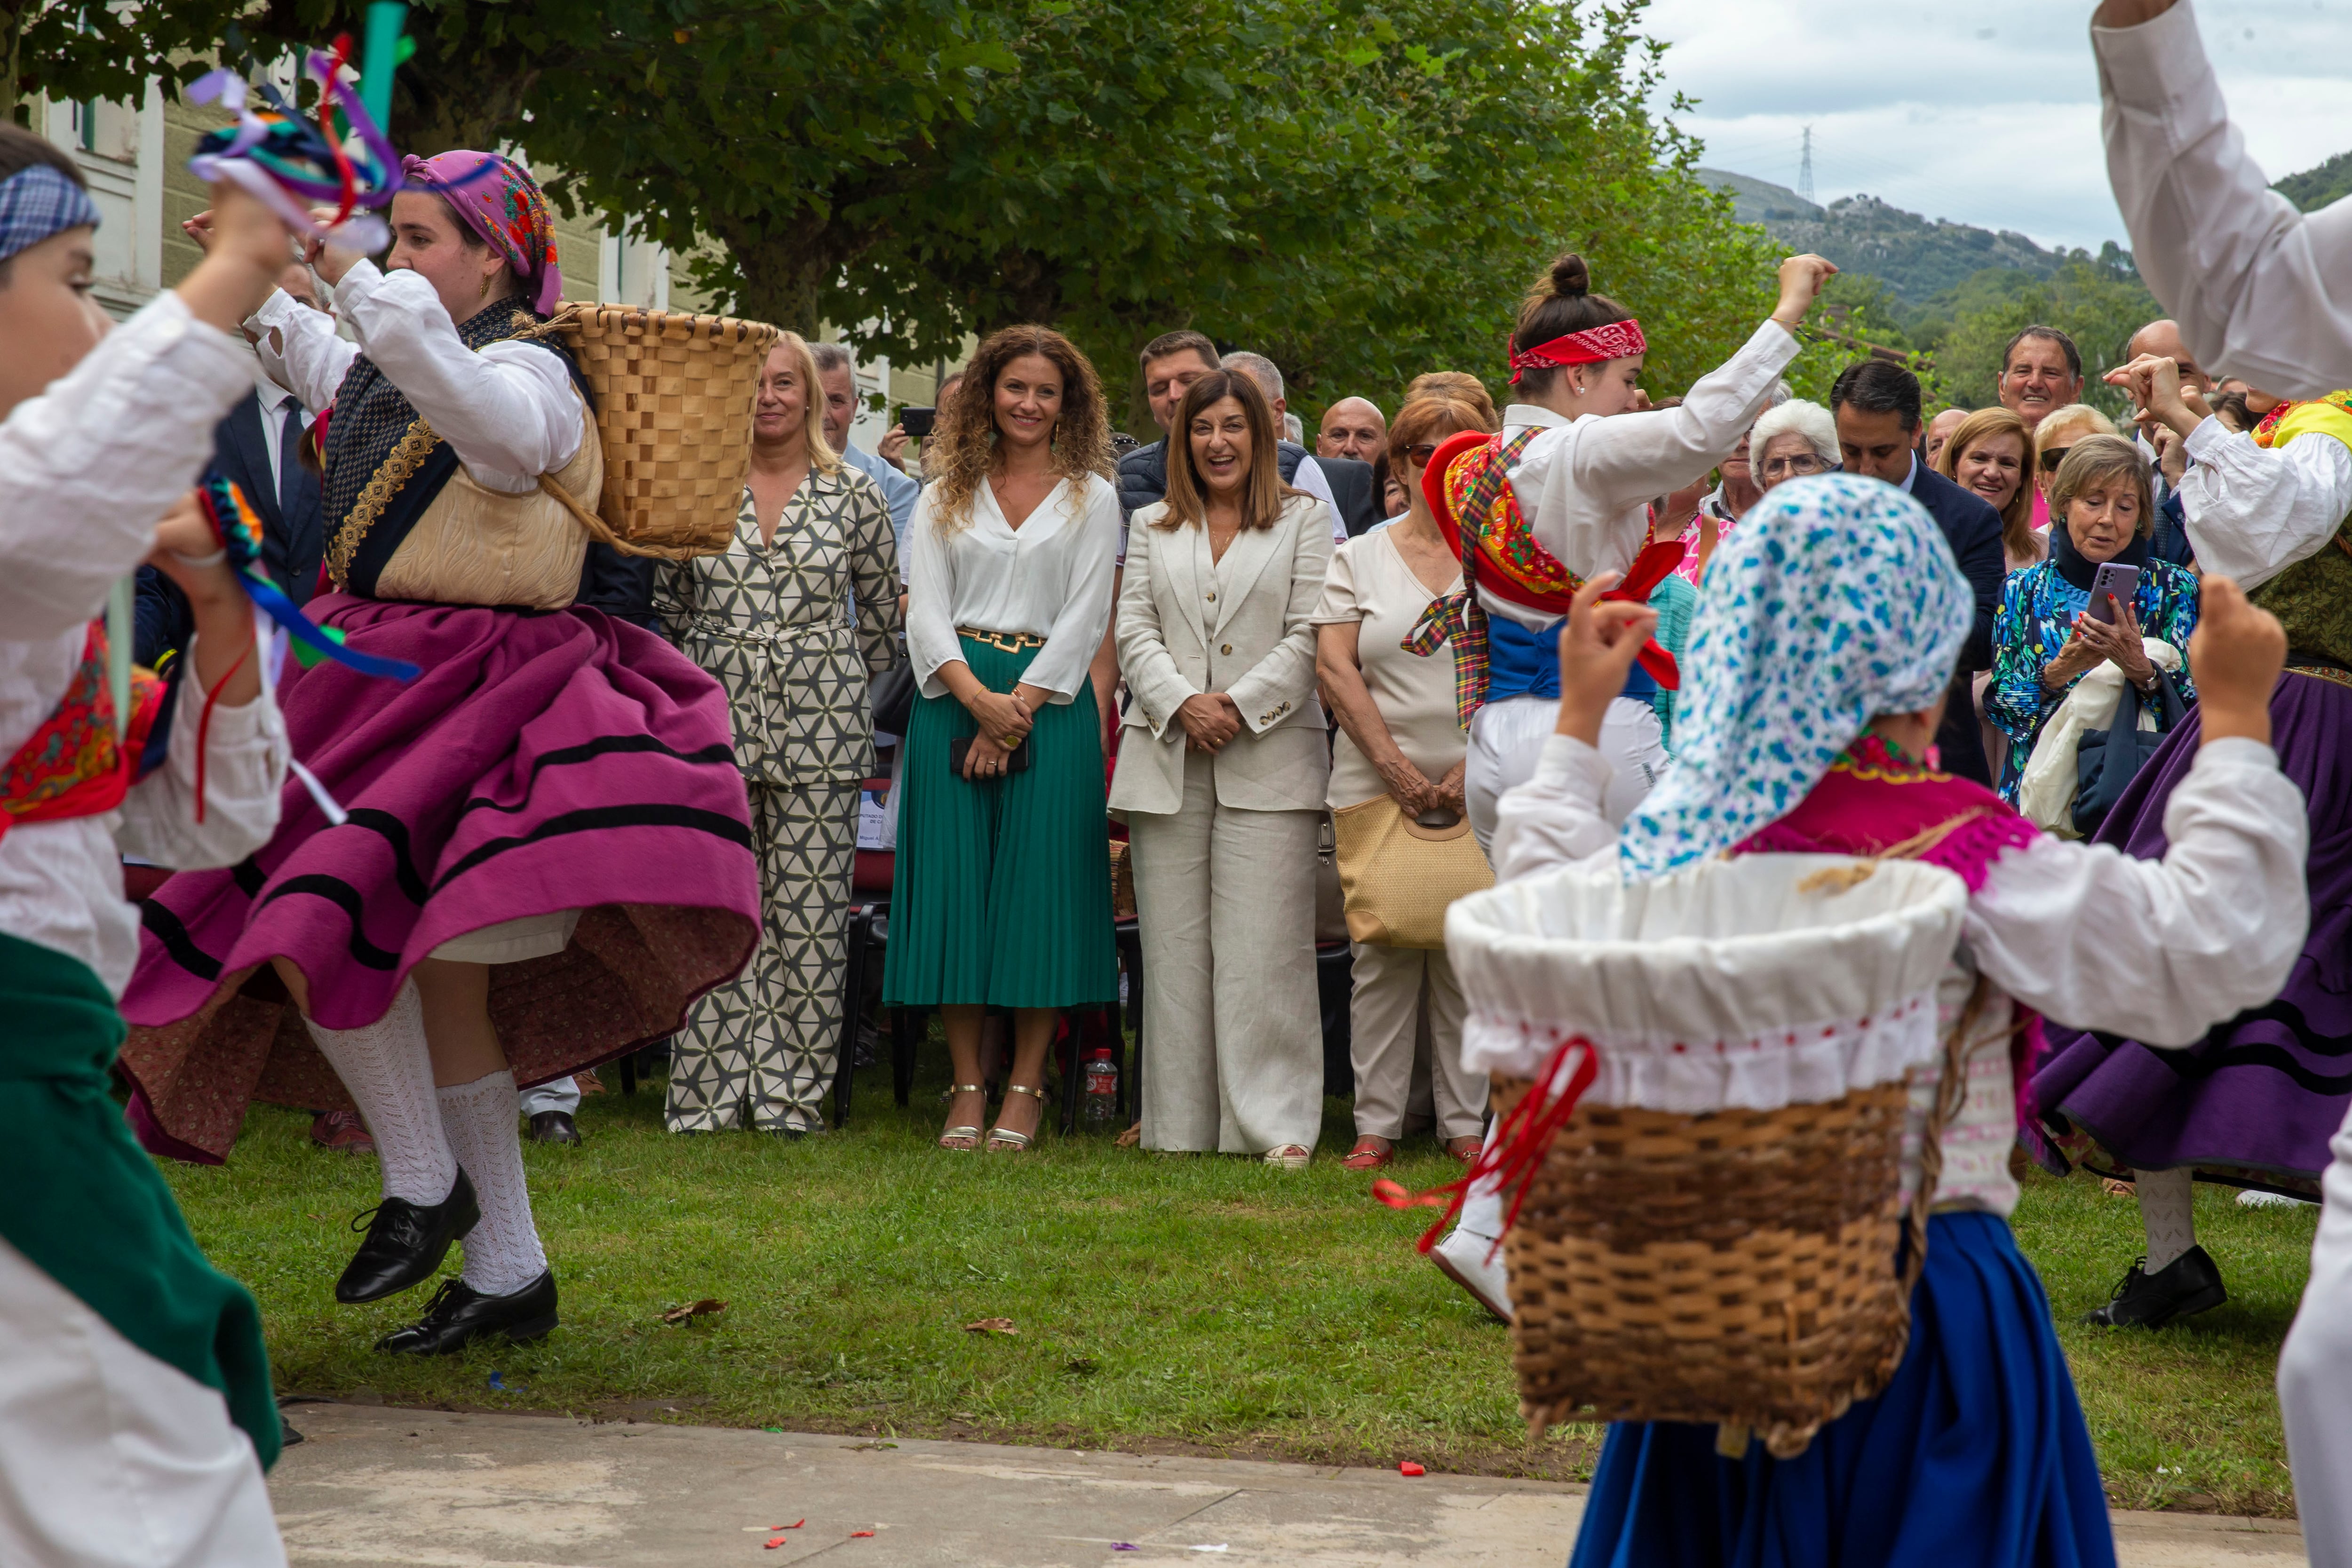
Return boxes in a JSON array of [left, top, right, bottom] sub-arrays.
[[1922, 254, 2160, 421]]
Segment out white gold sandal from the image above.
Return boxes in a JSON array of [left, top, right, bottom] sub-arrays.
[[986, 1083, 1045, 1152]]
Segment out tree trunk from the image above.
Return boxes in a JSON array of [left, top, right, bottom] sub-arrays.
[[1, 2, 25, 127], [718, 215, 835, 336]]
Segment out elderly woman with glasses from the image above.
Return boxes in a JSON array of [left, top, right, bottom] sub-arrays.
[[1746, 398, 1840, 491]]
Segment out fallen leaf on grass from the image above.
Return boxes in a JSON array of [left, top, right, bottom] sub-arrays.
[[1066, 1357, 1099, 1374], [660, 1298, 727, 1325], [964, 1317, 1018, 1335]]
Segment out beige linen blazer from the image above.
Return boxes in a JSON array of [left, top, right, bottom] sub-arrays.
[[1110, 493, 1332, 816]]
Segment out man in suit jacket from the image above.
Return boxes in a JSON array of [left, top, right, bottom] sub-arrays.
[[1830, 360, 2006, 787], [135, 264, 328, 666]]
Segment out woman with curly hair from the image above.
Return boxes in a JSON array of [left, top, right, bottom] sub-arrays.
[[883, 326, 1122, 1152]]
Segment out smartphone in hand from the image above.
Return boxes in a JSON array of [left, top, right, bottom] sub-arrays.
[[900, 406, 937, 441], [2083, 562, 2140, 624]]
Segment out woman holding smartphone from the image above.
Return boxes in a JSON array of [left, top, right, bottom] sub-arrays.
[[884, 327, 1121, 1153], [1984, 435, 2200, 803]]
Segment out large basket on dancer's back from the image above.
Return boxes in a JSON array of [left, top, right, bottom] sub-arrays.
[[541, 303, 780, 560], [1445, 854, 1977, 1458]]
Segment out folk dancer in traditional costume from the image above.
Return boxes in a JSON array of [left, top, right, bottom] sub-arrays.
[[119, 152, 760, 1354], [0, 133, 295, 1566], [1489, 474, 2303, 1568], [1413, 248, 1837, 1315], [2094, 6, 2352, 1555]]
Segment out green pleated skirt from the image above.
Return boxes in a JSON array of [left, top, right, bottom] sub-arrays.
[[882, 635, 1119, 1009]]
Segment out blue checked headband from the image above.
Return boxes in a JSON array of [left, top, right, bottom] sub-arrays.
[[0, 163, 103, 263]]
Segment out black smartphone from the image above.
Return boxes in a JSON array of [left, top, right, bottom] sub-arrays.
[[900, 406, 938, 441], [949, 735, 1030, 776]]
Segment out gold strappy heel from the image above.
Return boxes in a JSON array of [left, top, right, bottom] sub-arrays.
[[939, 1084, 986, 1152], [986, 1084, 1046, 1152]]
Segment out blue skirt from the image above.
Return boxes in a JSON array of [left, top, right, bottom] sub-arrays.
[[1567, 1212, 2114, 1568]]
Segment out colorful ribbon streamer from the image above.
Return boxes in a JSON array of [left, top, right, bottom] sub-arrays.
[[198, 477, 420, 683]]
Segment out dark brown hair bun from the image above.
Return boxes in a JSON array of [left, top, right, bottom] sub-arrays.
[[1548, 253, 1591, 298]]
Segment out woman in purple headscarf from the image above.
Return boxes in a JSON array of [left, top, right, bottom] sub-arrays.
[[120, 153, 760, 1355]]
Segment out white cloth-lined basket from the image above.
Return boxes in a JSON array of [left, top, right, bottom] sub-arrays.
[[1446, 853, 1969, 1113]]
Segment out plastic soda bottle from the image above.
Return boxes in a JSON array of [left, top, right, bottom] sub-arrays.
[[1082, 1048, 1118, 1126]]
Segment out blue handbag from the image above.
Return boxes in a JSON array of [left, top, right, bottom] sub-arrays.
[[2073, 667, 2187, 837]]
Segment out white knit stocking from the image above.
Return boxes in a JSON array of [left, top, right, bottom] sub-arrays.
[[1454, 1117, 1506, 1242], [2137, 1166, 2198, 1273], [303, 981, 460, 1206], [435, 1071, 549, 1296]]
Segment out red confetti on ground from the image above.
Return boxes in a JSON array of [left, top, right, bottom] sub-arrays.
[[774, 1521, 805, 1530], [764, 1539, 786, 1551], [1398, 1461, 1426, 1476], [850, 1529, 876, 1538]]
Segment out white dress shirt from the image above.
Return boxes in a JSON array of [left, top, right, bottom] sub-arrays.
[[251, 261, 582, 492], [2096, 0, 2352, 396], [1496, 319, 1798, 629], [0, 294, 290, 995], [1288, 455, 1350, 545], [905, 473, 1120, 704], [1484, 731, 2308, 1216], [249, 364, 315, 508], [2177, 415, 2352, 590]]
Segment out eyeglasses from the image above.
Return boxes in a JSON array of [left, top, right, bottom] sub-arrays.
[[2039, 446, 2071, 472], [1759, 452, 1828, 481], [1405, 443, 1439, 466]]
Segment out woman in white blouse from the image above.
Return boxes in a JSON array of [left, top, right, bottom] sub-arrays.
[[883, 327, 1122, 1154], [1112, 371, 1333, 1166], [1313, 384, 1492, 1172]]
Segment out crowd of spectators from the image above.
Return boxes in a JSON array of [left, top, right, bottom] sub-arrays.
[[146, 263, 2233, 1165]]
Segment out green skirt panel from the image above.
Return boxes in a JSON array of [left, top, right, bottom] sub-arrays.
[[882, 635, 1118, 1009]]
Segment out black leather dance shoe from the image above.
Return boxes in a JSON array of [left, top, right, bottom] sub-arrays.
[[374, 1271, 559, 1355], [2081, 1245, 2228, 1328], [334, 1172, 480, 1305]]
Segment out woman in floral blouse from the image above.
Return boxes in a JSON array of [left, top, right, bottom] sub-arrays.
[[656, 333, 902, 1136], [1985, 435, 2199, 803]]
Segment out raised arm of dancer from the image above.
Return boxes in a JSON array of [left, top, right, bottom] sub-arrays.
[[2093, 0, 2352, 395]]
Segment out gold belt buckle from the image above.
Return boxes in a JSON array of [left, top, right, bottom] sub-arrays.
[[958, 626, 1043, 654]]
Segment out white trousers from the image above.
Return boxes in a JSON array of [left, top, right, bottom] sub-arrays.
[[0, 1237, 285, 1568], [1131, 752, 1325, 1155], [1464, 693, 1666, 855], [1350, 941, 1480, 1142], [2280, 1098, 2352, 1567], [1455, 693, 1665, 1242]]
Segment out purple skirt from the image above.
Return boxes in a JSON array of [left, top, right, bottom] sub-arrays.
[[2031, 668, 2352, 1188], [119, 596, 760, 1160]]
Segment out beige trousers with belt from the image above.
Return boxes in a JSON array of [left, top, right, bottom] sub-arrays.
[[1131, 750, 1324, 1154]]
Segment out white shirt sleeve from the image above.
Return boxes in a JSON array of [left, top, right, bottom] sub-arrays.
[[1963, 738, 2308, 1046], [1513, 320, 1798, 577], [1022, 478, 1121, 702], [904, 490, 962, 699], [0, 293, 256, 645], [1489, 734, 1624, 883], [1291, 456, 1349, 544], [330, 261, 583, 493], [2177, 417, 2352, 590], [247, 287, 358, 415], [112, 634, 288, 870], [2094, 1, 2352, 397]]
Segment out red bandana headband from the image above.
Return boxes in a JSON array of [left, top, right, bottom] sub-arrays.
[[1506, 318, 1647, 386]]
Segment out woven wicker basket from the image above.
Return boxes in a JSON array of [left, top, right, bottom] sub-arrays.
[[540, 303, 779, 561], [1444, 853, 1978, 1459]]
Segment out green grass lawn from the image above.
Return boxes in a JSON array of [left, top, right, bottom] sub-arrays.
[[163, 1050, 2318, 1517]]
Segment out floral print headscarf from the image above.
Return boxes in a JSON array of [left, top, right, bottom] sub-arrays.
[[1618, 474, 1972, 881], [400, 150, 563, 314]]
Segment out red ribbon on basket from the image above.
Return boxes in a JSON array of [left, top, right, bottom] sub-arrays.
[[1372, 1035, 1599, 1257]]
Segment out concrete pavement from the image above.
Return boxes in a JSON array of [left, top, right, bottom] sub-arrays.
[[268, 1404, 2306, 1567]]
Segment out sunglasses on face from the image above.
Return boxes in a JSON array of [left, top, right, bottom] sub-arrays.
[[2039, 446, 2071, 472], [1404, 443, 1439, 466]]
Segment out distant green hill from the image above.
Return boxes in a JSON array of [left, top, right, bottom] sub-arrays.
[[2276, 150, 2352, 213], [1696, 170, 2066, 304]]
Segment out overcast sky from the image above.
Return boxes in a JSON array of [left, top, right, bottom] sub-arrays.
[[1644, 0, 2352, 253]]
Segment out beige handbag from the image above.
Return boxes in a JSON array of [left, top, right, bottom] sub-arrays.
[[1330, 795, 1494, 949]]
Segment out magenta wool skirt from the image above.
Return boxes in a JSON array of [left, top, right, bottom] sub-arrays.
[[119, 596, 760, 1160]]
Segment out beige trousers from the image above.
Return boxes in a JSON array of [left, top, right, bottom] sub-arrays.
[[1349, 941, 1481, 1141], [1131, 750, 1324, 1154]]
